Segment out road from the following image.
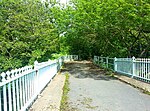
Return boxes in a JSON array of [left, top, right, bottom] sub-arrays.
[[63, 61, 150, 111]]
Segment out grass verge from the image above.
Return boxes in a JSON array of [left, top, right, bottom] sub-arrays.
[[60, 73, 70, 111]]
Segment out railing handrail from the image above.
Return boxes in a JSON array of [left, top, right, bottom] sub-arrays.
[[93, 56, 150, 83], [0, 55, 79, 111]]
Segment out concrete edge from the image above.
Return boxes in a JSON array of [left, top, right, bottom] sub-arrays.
[[113, 73, 150, 94]]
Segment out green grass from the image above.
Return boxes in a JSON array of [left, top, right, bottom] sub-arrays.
[[60, 73, 70, 111]]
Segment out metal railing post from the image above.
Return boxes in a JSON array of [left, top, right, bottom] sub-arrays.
[[106, 57, 109, 68], [132, 56, 136, 78], [114, 57, 117, 72], [34, 61, 40, 95]]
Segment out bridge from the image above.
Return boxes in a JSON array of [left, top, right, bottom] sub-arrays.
[[0, 55, 150, 111]]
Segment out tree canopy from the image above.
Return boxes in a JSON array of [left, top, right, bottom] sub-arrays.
[[0, 0, 150, 72], [57, 0, 150, 59], [0, 0, 59, 71]]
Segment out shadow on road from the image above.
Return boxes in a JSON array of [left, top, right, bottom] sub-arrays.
[[61, 61, 116, 81]]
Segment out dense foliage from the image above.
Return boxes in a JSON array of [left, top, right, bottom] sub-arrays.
[[0, 0, 150, 71], [56, 0, 150, 59], [0, 0, 60, 72]]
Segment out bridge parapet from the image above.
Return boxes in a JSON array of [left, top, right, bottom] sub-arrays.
[[94, 56, 150, 83], [0, 55, 78, 111]]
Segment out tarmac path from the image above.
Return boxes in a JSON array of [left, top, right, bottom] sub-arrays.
[[63, 61, 150, 111]]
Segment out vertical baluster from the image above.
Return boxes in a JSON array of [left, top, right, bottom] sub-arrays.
[[27, 74, 30, 100], [142, 58, 144, 80], [31, 72, 34, 97], [147, 59, 149, 82], [11, 70, 17, 111], [22, 75, 25, 106], [0, 87, 1, 111], [145, 58, 147, 81], [148, 59, 149, 81], [33, 72, 36, 96], [106, 57, 108, 68], [125, 58, 127, 73], [31, 72, 33, 97], [6, 71, 12, 111], [148, 59, 150, 83], [146, 59, 148, 82], [32, 72, 35, 96], [8, 82, 12, 111], [139, 59, 141, 79], [139, 58, 141, 77], [135, 58, 137, 77], [122, 58, 123, 72], [144, 59, 146, 80], [28, 74, 31, 100], [138, 59, 140, 78], [138, 59, 139, 78], [118, 58, 120, 72], [26, 75, 29, 102], [19, 77, 23, 109], [140, 59, 142, 79], [124, 58, 126, 73], [29, 73, 32, 98], [143, 58, 145, 80], [121, 59, 122, 72], [114, 57, 117, 72], [132, 57, 136, 78], [16, 78, 20, 110], [1, 72, 7, 111], [25, 75, 28, 103], [3, 85, 7, 111], [124, 58, 125, 73], [136, 59, 139, 78], [30, 73, 32, 98], [28, 74, 30, 101], [120, 59, 122, 72], [140, 58, 143, 80]]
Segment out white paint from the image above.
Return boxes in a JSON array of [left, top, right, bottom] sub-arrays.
[[0, 55, 78, 111]]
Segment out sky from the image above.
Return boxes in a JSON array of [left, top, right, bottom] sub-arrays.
[[59, 0, 68, 4], [41, 0, 69, 4]]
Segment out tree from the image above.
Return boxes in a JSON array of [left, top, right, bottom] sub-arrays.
[[55, 0, 150, 58], [0, 0, 58, 72]]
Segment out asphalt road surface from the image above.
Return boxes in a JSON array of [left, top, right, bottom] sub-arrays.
[[64, 61, 150, 111]]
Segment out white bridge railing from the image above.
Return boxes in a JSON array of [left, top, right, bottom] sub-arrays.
[[0, 55, 78, 111], [94, 56, 150, 83]]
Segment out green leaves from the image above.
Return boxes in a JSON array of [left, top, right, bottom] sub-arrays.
[[0, 0, 59, 72], [0, 0, 149, 71], [55, 0, 150, 58]]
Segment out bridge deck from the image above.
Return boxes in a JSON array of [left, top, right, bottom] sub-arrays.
[[62, 61, 150, 111], [29, 74, 65, 111], [30, 61, 150, 111]]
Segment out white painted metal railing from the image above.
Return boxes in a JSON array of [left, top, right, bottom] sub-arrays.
[[0, 55, 78, 111], [94, 56, 150, 83], [93, 56, 114, 70]]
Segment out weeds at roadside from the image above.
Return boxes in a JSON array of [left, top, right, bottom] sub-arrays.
[[60, 73, 70, 111], [143, 89, 150, 95]]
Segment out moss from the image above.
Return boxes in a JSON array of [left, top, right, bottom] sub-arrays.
[[143, 89, 150, 95], [60, 73, 70, 111]]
